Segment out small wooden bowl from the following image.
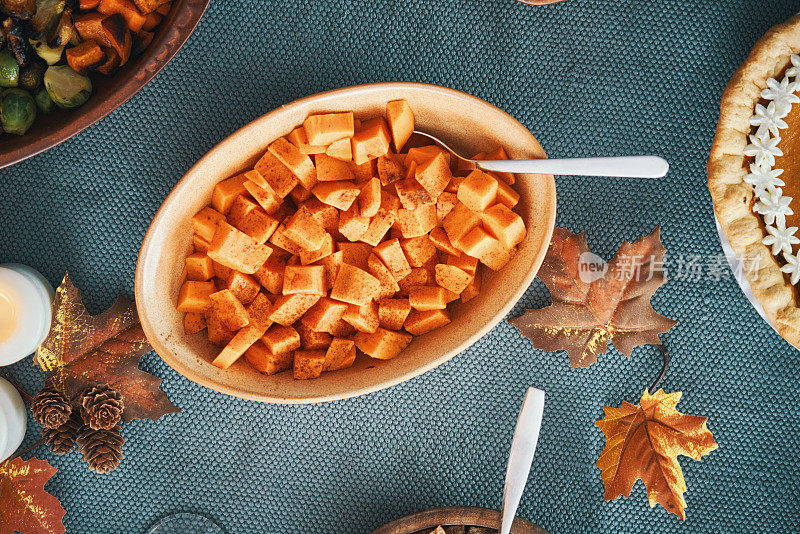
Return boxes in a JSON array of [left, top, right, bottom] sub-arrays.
[[0, 0, 210, 169], [135, 82, 557, 403], [372, 506, 549, 534]]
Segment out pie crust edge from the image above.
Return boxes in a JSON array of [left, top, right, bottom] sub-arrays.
[[708, 15, 800, 348]]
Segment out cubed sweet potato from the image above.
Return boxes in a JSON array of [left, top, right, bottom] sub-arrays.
[[314, 250, 343, 289], [352, 118, 391, 165], [293, 350, 326, 379], [65, 40, 105, 75], [358, 177, 382, 218], [284, 206, 327, 251], [299, 233, 334, 265], [192, 206, 226, 242], [315, 153, 355, 182], [359, 192, 399, 246], [296, 322, 333, 350], [461, 269, 482, 302], [406, 145, 450, 167], [288, 126, 326, 155], [206, 310, 235, 347], [428, 227, 460, 256], [458, 170, 498, 212], [354, 327, 412, 360], [342, 301, 379, 333], [323, 338, 356, 371], [268, 294, 321, 325], [395, 204, 437, 239], [244, 341, 293, 375], [404, 309, 451, 335], [255, 255, 285, 294], [225, 271, 260, 304], [367, 254, 401, 298], [481, 204, 526, 249], [338, 204, 370, 241], [395, 178, 433, 210], [337, 242, 372, 270], [254, 151, 298, 198], [98, 0, 147, 31], [208, 223, 273, 274], [400, 236, 437, 268], [377, 153, 404, 186], [373, 239, 411, 281], [243, 180, 281, 215], [415, 152, 451, 199], [436, 192, 458, 223], [455, 226, 498, 259], [193, 234, 211, 253], [209, 289, 250, 330], [326, 138, 353, 161], [397, 268, 430, 297], [478, 240, 515, 271], [495, 180, 520, 209], [386, 99, 414, 152], [442, 201, 480, 244], [211, 174, 250, 215], [312, 181, 361, 211], [378, 298, 412, 331], [283, 265, 326, 295], [327, 318, 357, 338], [434, 264, 472, 294], [212, 323, 266, 369], [330, 263, 381, 306], [301, 197, 340, 231], [183, 312, 206, 334], [185, 253, 214, 281], [177, 281, 215, 313], [408, 286, 449, 311], [268, 137, 317, 190], [303, 112, 354, 146], [289, 185, 313, 204], [261, 324, 301, 354]]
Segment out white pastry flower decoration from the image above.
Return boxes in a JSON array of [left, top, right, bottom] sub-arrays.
[[750, 102, 788, 137], [761, 75, 799, 116], [787, 54, 800, 79], [762, 222, 800, 255], [744, 163, 784, 197], [744, 133, 783, 168], [754, 188, 793, 227], [781, 252, 800, 285]]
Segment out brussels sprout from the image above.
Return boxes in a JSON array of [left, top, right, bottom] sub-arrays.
[[19, 60, 45, 91], [29, 39, 63, 65], [34, 86, 53, 113], [1, 88, 36, 135], [0, 50, 18, 87], [44, 65, 90, 108]]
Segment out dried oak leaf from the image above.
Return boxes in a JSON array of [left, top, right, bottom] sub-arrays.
[[0, 457, 66, 534], [595, 389, 718, 520], [510, 227, 677, 368], [34, 273, 180, 423]]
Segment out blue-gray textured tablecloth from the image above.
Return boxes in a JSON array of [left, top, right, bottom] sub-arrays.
[[3, 0, 800, 532]]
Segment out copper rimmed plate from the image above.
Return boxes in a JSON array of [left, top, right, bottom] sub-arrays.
[[0, 0, 209, 169], [371, 506, 548, 534]]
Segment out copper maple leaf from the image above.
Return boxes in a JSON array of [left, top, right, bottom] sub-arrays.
[[0, 457, 66, 534], [33, 273, 180, 422], [510, 227, 677, 368], [595, 389, 717, 520]]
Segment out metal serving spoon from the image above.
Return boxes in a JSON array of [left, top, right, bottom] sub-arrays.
[[413, 130, 669, 178], [500, 387, 546, 534]]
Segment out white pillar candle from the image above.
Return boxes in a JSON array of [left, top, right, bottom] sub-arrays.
[[0, 377, 26, 462], [0, 264, 54, 367]]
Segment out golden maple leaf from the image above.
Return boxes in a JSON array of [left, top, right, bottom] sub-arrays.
[[33, 273, 179, 422], [0, 457, 65, 534], [595, 389, 718, 520], [510, 227, 677, 367]]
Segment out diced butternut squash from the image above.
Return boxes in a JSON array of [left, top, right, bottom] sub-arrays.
[[299, 233, 334, 265], [268, 294, 320, 325], [212, 323, 265, 369], [404, 309, 451, 335], [354, 328, 412, 360], [183, 312, 206, 334], [386, 99, 414, 152], [314, 250, 343, 289], [262, 324, 301, 354], [352, 118, 391, 165], [283, 206, 327, 251], [185, 252, 214, 281], [296, 322, 333, 350], [436, 192, 457, 223], [461, 270, 481, 302], [255, 255, 285, 294], [193, 234, 211, 253], [312, 181, 361, 211], [206, 310, 235, 347], [323, 338, 356, 371], [358, 177, 382, 218], [442, 202, 480, 244], [408, 286, 449, 311], [400, 236, 437, 267], [397, 268, 430, 297], [478, 240, 515, 271], [315, 153, 355, 182], [337, 241, 372, 269], [254, 151, 297, 198], [283, 265, 326, 295], [377, 153, 404, 186], [141, 11, 162, 31], [209, 289, 249, 330], [330, 263, 381, 306], [244, 341, 293, 375], [458, 170, 498, 212], [212, 260, 233, 281], [359, 192, 400, 246], [268, 137, 317, 190], [326, 138, 353, 161], [367, 254, 401, 297], [327, 318, 356, 337], [225, 271, 260, 304], [244, 292, 274, 330], [98, 0, 147, 32], [228, 196, 279, 243], [378, 298, 412, 331], [496, 180, 520, 209], [211, 174, 249, 215], [301, 197, 339, 231], [428, 227, 460, 256], [447, 253, 479, 276], [435, 264, 472, 294], [288, 126, 326, 155], [373, 239, 411, 281], [415, 152, 452, 199], [243, 180, 281, 214], [395, 178, 433, 210], [293, 350, 326, 379], [481, 204, 526, 248], [455, 226, 498, 259], [289, 185, 313, 204], [269, 223, 306, 255], [395, 204, 438, 239], [300, 297, 348, 332], [192, 206, 226, 242], [303, 112, 355, 146], [177, 281, 215, 312], [208, 222, 273, 274], [66, 40, 105, 75], [338, 204, 370, 241], [342, 301, 379, 333]]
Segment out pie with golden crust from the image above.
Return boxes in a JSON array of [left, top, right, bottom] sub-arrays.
[[709, 15, 800, 348]]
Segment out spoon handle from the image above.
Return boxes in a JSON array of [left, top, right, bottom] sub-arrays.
[[500, 387, 546, 534], [476, 155, 669, 178]]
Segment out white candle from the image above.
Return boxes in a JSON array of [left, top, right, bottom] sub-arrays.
[[0, 377, 26, 462], [0, 264, 54, 367]]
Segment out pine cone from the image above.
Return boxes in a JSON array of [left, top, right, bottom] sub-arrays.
[[42, 413, 84, 454], [31, 386, 72, 429], [80, 384, 124, 430], [76, 425, 124, 474]]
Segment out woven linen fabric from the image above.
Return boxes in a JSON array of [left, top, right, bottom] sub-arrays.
[[2, 0, 800, 532]]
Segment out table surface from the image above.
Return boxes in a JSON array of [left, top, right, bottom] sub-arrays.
[[3, 1, 800, 532]]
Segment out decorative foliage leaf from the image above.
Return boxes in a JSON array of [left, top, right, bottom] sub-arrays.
[[0, 457, 65, 534], [34, 273, 180, 422], [595, 389, 718, 520], [510, 227, 677, 367]]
